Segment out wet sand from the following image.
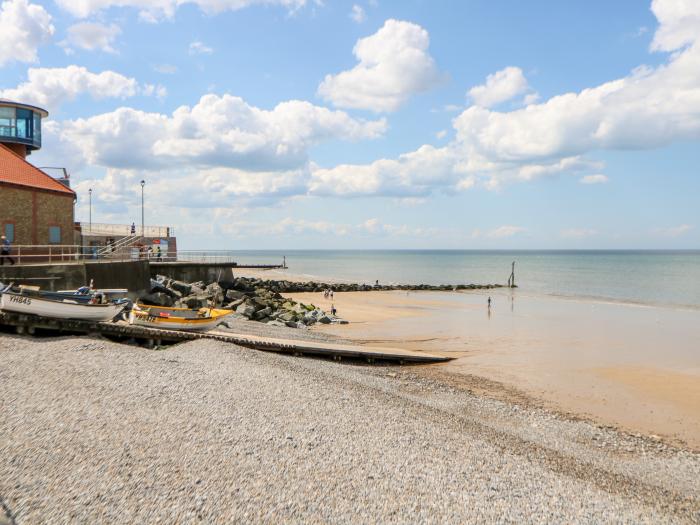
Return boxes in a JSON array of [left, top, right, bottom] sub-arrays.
[[282, 287, 700, 449]]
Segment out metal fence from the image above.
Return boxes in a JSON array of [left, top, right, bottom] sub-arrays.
[[1, 247, 285, 266], [78, 223, 174, 238], [168, 251, 238, 263], [1, 246, 243, 265]]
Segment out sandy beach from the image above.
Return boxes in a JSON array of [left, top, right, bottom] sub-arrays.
[[1, 331, 698, 523], [233, 268, 700, 449]]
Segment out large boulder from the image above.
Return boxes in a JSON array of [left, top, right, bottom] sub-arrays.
[[225, 289, 246, 302], [205, 282, 224, 305], [226, 298, 247, 310], [169, 280, 192, 295], [254, 307, 272, 320], [140, 292, 174, 307], [235, 303, 256, 318], [278, 311, 297, 323], [183, 295, 209, 309]]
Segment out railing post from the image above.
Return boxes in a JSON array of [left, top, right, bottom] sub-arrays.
[[49, 245, 52, 263]]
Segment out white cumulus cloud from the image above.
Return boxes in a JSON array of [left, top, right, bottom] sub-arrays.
[[467, 66, 532, 108], [310, 0, 700, 197], [0, 0, 54, 66], [0, 66, 141, 110], [54, 0, 309, 20], [317, 19, 442, 112], [51, 94, 387, 174], [62, 22, 121, 53]]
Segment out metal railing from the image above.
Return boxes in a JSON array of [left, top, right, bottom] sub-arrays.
[[2, 244, 165, 264], [163, 251, 238, 263], [96, 235, 143, 258], [0, 247, 284, 266], [3, 244, 112, 264], [78, 222, 174, 238]]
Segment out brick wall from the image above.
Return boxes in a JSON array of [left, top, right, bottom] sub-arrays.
[[0, 184, 75, 245]]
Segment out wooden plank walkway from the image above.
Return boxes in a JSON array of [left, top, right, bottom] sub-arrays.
[[0, 312, 450, 364]]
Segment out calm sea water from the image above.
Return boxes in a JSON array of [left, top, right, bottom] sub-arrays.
[[224, 250, 700, 309]]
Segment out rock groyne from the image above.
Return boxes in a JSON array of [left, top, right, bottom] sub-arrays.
[[140, 276, 507, 329]]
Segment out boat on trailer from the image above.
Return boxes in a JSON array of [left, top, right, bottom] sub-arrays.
[[129, 305, 233, 332], [0, 289, 127, 322]]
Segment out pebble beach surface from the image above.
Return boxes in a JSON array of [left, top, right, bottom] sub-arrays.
[[1, 329, 699, 523]]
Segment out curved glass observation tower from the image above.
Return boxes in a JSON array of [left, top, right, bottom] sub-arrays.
[[0, 99, 48, 157]]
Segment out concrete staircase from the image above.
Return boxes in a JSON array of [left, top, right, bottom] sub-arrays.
[[97, 235, 144, 259]]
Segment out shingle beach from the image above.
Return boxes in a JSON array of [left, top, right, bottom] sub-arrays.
[[1, 327, 698, 523]]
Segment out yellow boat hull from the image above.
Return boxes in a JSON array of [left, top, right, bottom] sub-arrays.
[[129, 305, 233, 332]]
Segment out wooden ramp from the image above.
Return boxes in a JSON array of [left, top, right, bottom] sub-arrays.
[[0, 312, 450, 364], [208, 330, 451, 364]]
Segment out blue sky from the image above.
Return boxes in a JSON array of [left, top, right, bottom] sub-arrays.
[[1, 0, 698, 249]]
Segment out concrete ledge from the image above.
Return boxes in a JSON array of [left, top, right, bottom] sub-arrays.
[[0, 260, 150, 297], [149, 262, 235, 283]]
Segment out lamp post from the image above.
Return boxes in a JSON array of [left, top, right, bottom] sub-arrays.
[[88, 188, 92, 233], [140, 180, 145, 237]]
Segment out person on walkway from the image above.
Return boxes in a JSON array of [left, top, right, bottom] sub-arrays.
[[155, 245, 162, 260], [1, 235, 15, 265], [130, 222, 136, 235]]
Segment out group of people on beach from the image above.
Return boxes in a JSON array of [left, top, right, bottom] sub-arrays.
[[322, 288, 338, 316]]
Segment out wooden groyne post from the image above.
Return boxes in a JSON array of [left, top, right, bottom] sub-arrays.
[[508, 261, 516, 288]]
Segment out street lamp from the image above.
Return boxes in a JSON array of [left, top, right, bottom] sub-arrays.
[[140, 180, 145, 237], [88, 188, 92, 233]]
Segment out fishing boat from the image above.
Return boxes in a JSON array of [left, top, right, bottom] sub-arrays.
[[0, 289, 126, 322], [1, 283, 128, 306], [129, 304, 233, 332]]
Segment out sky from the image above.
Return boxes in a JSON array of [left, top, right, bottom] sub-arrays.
[[1, 0, 698, 249]]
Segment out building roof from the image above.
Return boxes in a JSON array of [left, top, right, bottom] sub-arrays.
[[0, 98, 49, 117], [0, 144, 75, 196]]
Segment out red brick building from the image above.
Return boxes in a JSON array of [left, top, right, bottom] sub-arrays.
[[1, 98, 176, 262], [0, 99, 76, 248], [0, 143, 76, 246]]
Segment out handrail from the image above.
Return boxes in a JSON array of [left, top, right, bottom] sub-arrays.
[[96, 235, 143, 257], [78, 222, 174, 237], [0, 247, 285, 266]]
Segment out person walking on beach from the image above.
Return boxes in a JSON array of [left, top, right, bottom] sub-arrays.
[[487, 296, 492, 310], [331, 304, 337, 316], [1, 235, 15, 265]]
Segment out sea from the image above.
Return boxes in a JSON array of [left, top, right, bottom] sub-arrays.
[[222, 250, 700, 310]]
